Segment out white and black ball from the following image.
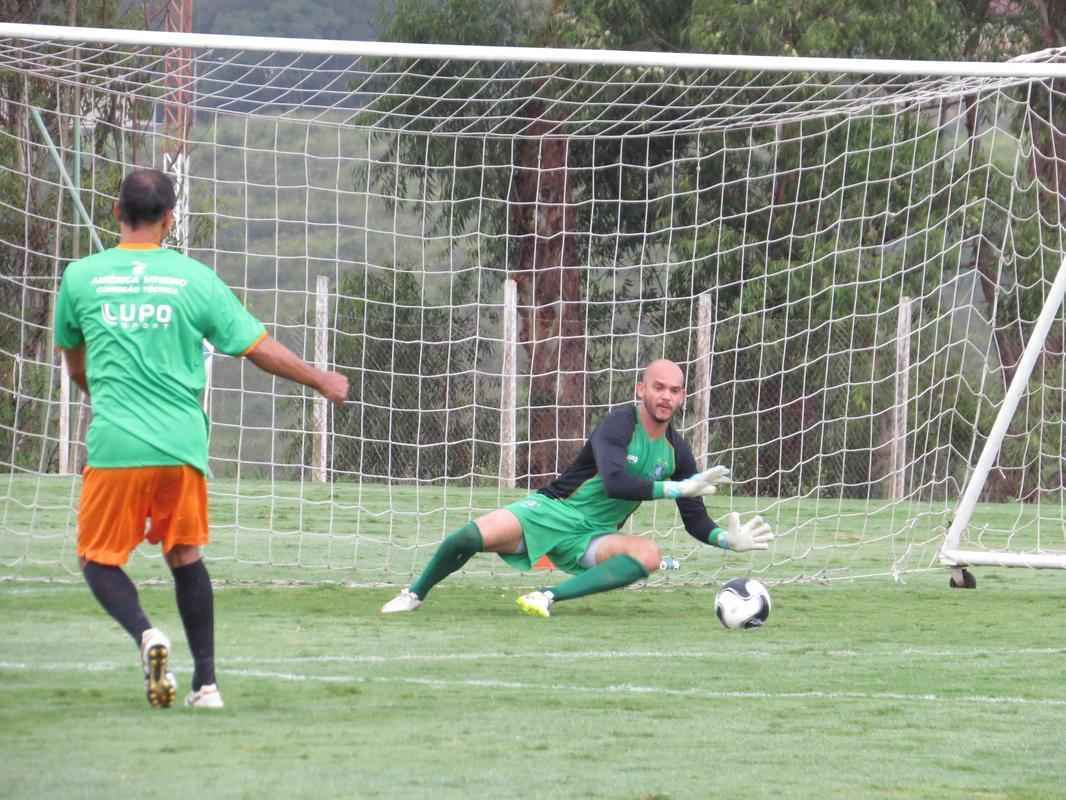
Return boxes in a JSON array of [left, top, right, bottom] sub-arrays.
[[714, 577, 772, 629]]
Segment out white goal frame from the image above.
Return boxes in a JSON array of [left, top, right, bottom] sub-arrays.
[[939, 256, 1066, 573]]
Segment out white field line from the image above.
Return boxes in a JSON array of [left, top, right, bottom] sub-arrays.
[[3, 644, 1066, 671], [2, 658, 1066, 708], [2, 659, 1063, 708], [222, 646, 1066, 662]]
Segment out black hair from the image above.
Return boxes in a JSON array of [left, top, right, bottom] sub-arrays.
[[116, 169, 176, 228]]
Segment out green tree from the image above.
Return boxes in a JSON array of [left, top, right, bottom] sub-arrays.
[[326, 266, 499, 483], [351, 0, 1061, 497], [371, 0, 719, 483], [0, 0, 153, 471]]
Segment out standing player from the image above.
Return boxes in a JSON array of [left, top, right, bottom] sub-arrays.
[[382, 358, 773, 617], [54, 169, 348, 708]]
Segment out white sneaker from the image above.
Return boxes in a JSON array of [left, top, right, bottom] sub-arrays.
[[381, 588, 422, 613], [140, 628, 177, 709], [185, 683, 224, 709], [516, 590, 553, 618]]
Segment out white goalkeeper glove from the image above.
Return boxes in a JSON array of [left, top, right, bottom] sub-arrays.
[[717, 512, 774, 552], [659, 465, 731, 499]]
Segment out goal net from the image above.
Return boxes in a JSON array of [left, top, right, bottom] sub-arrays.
[[1, 23, 1065, 586]]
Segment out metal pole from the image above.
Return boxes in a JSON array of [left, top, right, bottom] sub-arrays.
[[892, 297, 912, 500], [30, 107, 103, 252], [941, 257, 1066, 559], [499, 279, 518, 488], [695, 293, 713, 469], [313, 276, 330, 482]]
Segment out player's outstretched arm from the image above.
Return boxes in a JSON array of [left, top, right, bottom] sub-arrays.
[[245, 337, 349, 406], [715, 512, 774, 552], [658, 465, 731, 499]]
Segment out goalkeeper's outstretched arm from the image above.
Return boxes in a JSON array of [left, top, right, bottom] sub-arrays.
[[670, 437, 721, 544], [590, 409, 731, 501], [670, 438, 774, 552]]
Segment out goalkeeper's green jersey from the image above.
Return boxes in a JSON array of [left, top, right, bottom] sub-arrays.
[[537, 404, 718, 541], [53, 244, 266, 475]]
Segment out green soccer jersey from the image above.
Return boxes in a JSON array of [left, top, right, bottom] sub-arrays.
[[53, 245, 266, 475], [562, 415, 675, 531], [536, 404, 719, 542]]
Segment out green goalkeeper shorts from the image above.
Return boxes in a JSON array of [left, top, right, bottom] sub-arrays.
[[498, 493, 612, 575]]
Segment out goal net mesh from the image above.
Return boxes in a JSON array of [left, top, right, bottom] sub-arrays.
[[1, 28, 1065, 584]]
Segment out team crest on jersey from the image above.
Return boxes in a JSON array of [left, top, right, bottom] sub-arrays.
[[131, 261, 147, 276], [626, 454, 638, 463]]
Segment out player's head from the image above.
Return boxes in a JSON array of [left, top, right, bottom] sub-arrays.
[[636, 359, 685, 424], [114, 169, 176, 232]]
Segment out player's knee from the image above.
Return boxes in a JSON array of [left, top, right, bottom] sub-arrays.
[[165, 544, 202, 568], [634, 539, 661, 573]]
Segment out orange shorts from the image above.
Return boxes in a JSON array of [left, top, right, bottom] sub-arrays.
[[78, 465, 209, 566]]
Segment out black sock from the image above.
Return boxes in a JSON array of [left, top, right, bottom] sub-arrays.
[[82, 561, 152, 644], [171, 559, 215, 691]]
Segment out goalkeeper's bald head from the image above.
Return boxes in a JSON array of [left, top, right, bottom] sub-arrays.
[[641, 358, 685, 388], [637, 359, 685, 425]]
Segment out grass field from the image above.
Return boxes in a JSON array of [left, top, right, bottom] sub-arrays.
[[4, 476, 1066, 797], [3, 571, 1066, 799]]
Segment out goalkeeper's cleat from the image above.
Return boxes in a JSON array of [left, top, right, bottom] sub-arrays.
[[185, 683, 224, 709], [516, 590, 553, 618], [381, 587, 422, 613], [140, 628, 177, 709]]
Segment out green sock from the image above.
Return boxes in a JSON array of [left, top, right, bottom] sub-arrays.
[[545, 554, 649, 603], [410, 522, 484, 600]]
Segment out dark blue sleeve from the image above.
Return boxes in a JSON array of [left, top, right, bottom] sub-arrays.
[[589, 408, 657, 501], [671, 434, 718, 544]]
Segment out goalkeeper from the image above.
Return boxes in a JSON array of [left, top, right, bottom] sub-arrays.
[[382, 359, 773, 618]]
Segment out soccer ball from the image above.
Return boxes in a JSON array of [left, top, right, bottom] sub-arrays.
[[714, 577, 772, 629]]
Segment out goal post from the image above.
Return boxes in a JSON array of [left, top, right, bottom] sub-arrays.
[[939, 255, 1066, 573], [1, 22, 1065, 586]]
